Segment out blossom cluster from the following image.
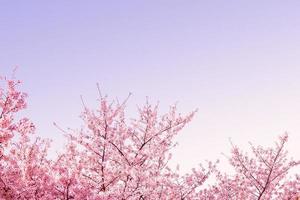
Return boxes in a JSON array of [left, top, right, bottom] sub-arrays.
[[0, 77, 299, 199]]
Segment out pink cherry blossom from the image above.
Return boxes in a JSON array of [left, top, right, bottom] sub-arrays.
[[1, 76, 300, 199]]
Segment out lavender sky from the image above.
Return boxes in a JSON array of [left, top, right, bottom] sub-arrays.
[[1, 1, 300, 173]]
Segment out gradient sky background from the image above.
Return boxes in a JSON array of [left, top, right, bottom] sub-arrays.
[[1, 1, 300, 173]]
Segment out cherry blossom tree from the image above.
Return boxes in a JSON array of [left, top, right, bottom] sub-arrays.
[[55, 95, 215, 199], [0, 77, 54, 199], [0, 77, 33, 155], [210, 134, 300, 200], [1, 75, 300, 199]]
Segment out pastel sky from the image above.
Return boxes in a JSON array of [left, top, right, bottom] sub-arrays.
[[1, 1, 300, 173]]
